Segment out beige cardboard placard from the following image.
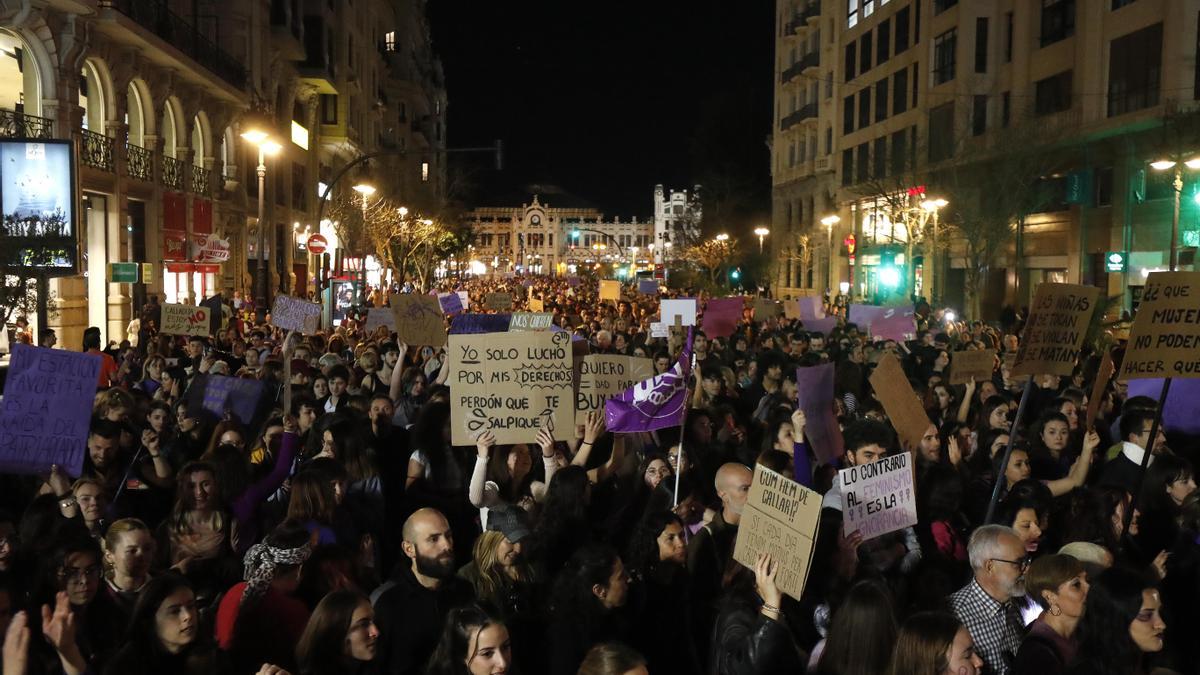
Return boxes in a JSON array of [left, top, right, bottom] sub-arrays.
[[1012, 283, 1100, 378], [509, 312, 554, 332], [1086, 350, 1115, 430], [732, 464, 822, 601], [783, 299, 802, 320], [447, 330, 574, 445], [1120, 271, 1200, 380], [390, 293, 447, 347], [839, 452, 917, 540], [870, 352, 934, 452], [160, 303, 211, 337], [485, 292, 513, 311], [948, 349, 996, 385], [599, 280, 621, 301], [528, 297, 544, 313], [270, 296, 322, 333], [754, 298, 781, 318], [575, 355, 653, 424], [364, 308, 396, 333]]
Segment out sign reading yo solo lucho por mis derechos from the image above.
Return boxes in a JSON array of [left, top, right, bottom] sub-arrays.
[[1120, 271, 1200, 380]]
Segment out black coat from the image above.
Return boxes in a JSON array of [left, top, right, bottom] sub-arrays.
[[709, 604, 804, 675], [372, 564, 474, 675]]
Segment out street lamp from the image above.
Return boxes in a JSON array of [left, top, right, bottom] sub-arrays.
[[1150, 157, 1200, 271], [821, 215, 840, 293], [920, 198, 948, 304], [715, 233, 730, 242], [241, 129, 282, 322], [754, 226, 770, 253]]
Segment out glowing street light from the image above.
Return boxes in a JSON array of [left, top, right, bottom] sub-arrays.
[[753, 226, 770, 253], [715, 233, 729, 242], [919, 198, 948, 304], [241, 128, 282, 321], [1150, 156, 1200, 270]]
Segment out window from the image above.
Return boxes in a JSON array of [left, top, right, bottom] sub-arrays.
[[845, 43, 857, 81], [875, 79, 889, 122], [914, 0, 921, 42], [895, 7, 910, 53], [844, 94, 856, 134], [1094, 167, 1114, 206], [934, 0, 958, 14], [891, 129, 909, 174], [975, 17, 989, 73], [421, 162, 430, 182], [1112, 0, 1136, 8], [1004, 12, 1013, 62], [860, 32, 874, 75], [856, 143, 870, 183], [873, 137, 887, 178], [1107, 23, 1162, 117], [859, 89, 871, 128], [320, 94, 337, 124], [825, 126, 833, 154], [934, 29, 957, 84], [972, 95, 987, 135], [893, 68, 908, 114], [929, 103, 955, 161], [878, 19, 891, 65], [789, 143, 796, 167], [842, 148, 854, 185], [1002, 91, 1011, 127], [912, 62, 919, 107], [848, 0, 859, 28], [1041, 0, 1076, 47], [1035, 70, 1073, 115], [383, 30, 396, 52]]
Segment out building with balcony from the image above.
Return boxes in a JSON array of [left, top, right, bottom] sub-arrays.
[[652, 184, 703, 264], [464, 191, 655, 276], [0, 0, 446, 346], [771, 0, 1200, 318]]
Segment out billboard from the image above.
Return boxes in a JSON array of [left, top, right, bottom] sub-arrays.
[[0, 139, 77, 272]]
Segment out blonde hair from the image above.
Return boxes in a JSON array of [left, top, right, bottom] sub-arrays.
[[102, 518, 154, 573], [470, 530, 531, 605], [93, 388, 134, 418]]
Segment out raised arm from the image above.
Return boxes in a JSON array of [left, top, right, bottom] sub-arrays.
[[955, 379, 976, 424], [388, 342, 409, 401], [1045, 429, 1099, 497], [468, 431, 495, 508], [572, 411, 604, 469]]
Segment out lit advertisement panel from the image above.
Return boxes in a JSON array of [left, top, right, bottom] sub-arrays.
[[0, 139, 78, 272]]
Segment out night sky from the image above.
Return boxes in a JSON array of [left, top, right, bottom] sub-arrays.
[[428, 1, 775, 222]]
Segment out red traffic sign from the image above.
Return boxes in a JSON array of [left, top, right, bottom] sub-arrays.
[[307, 234, 328, 254]]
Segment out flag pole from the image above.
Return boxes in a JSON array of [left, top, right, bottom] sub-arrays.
[[672, 328, 696, 508], [985, 378, 1035, 524], [1124, 377, 1171, 537]]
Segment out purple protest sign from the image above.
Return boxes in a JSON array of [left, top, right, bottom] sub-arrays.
[[848, 303, 888, 328], [0, 344, 100, 476], [798, 296, 825, 320], [1128, 378, 1200, 435], [803, 316, 838, 335], [871, 307, 916, 342], [796, 363, 844, 464], [701, 297, 744, 338], [567, 276, 581, 287], [638, 279, 659, 295], [438, 292, 464, 315], [606, 330, 694, 432]]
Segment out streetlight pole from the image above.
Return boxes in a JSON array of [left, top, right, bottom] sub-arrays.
[[920, 198, 947, 305], [242, 129, 281, 323], [754, 226, 770, 254], [821, 215, 840, 296], [1150, 156, 1200, 272]]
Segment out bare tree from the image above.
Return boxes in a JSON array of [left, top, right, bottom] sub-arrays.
[[681, 237, 738, 287]]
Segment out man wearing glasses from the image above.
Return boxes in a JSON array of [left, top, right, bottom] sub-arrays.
[[949, 524, 1028, 675], [1101, 408, 1169, 495]]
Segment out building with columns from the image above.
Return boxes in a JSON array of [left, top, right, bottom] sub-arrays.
[[0, 0, 445, 347], [652, 183, 702, 264]]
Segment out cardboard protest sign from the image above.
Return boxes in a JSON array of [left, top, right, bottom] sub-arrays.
[[509, 313, 553, 332], [447, 330, 574, 445], [1120, 271, 1200, 380], [1002, 353, 1031, 386], [364, 308, 396, 333], [804, 316, 838, 335], [649, 322, 669, 338], [796, 363, 844, 464], [528, 297, 544, 313], [753, 298, 781, 319], [1128, 378, 1200, 435], [783, 300, 802, 320], [201, 294, 225, 333], [798, 296, 825, 320], [576, 355, 654, 424], [186, 374, 268, 429], [638, 279, 659, 295], [438, 292, 464, 316], [869, 352, 934, 452], [0, 345, 100, 475], [457, 290, 470, 311], [271, 296, 322, 333], [599, 280, 621, 301], [732, 464, 822, 601], [1086, 350, 1114, 431], [660, 298, 697, 327], [702, 297, 744, 338], [1012, 283, 1100, 378], [839, 452, 918, 540], [485, 292, 513, 311], [871, 307, 916, 342], [391, 294, 447, 346], [160, 303, 211, 337], [450, 313, 511, 335], [948, 349, 996, 385]]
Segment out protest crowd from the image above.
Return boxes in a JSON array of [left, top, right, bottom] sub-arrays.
[[0, 272, 1191, 675]]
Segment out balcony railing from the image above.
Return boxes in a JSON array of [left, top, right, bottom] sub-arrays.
[[781, 103, 817, 130], [162, 155, 185, 190], [780, 52, 818, 83], [191, 164, 211, 195], [125, 143, 153, 181], [79, 128, 115, 171], [0, 108, 53, 139], [102, 0, 247, 89]]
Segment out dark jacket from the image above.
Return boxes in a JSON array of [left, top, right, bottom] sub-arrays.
[[687, 511, 738, 668], [709, 606, 804, 675], [372, 563, 474, 675]]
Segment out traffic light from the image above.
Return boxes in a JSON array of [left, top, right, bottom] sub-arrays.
[[878, 250, 900, 289], [730, 268, 741, 282]]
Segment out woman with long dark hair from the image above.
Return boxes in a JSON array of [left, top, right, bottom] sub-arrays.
[[710, 552, 804, 674], [545, 542, 630, 674], [815, 579, 898, 675], [527, 465, 592, 577], [624, 510, 698, 675], [294, 589, 380, 675], [1066, 567, 1166, 675], [1137, 454, 1195, 558], [889, 611, 983, 675], [425, 605, 512, 675], [103, 574, 229, 675]]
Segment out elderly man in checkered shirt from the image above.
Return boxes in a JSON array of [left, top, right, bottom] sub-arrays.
[[949, 524, 1029, 675]]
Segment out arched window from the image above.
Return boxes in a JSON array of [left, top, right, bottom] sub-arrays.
[[191, 114, 208, 167], [79, 60, 106, 132], [161, 102, 178, 158], [0, 29, 42, 116], [126, 81, 147, 147]]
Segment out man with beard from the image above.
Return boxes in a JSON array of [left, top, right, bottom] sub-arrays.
[[949, 525, 1029, 675], [372, 508, 473, 675]]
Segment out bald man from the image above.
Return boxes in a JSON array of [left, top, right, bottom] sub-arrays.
[[373, 508, 474, 675], [687, 462, 753, 670]]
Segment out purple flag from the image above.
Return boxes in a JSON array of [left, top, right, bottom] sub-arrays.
[[606, 329, 694, 432], [796, 363, 844, 464]]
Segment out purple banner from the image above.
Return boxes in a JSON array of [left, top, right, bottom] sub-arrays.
[[702, 297, 743, 338], [1128, 378, 1200, 436], [803, 316, 838, 335], [606, 330, 694, 432], [796, 363, 844, 464], [0, 344, 100, 476], [450, 313, 512, 334]]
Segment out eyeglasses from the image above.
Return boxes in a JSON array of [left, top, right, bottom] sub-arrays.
[[990, 557, 1031, 572], [58, 565, 102, 583]]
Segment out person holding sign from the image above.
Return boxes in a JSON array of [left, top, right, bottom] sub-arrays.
[[709, 553, 805, 674]]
